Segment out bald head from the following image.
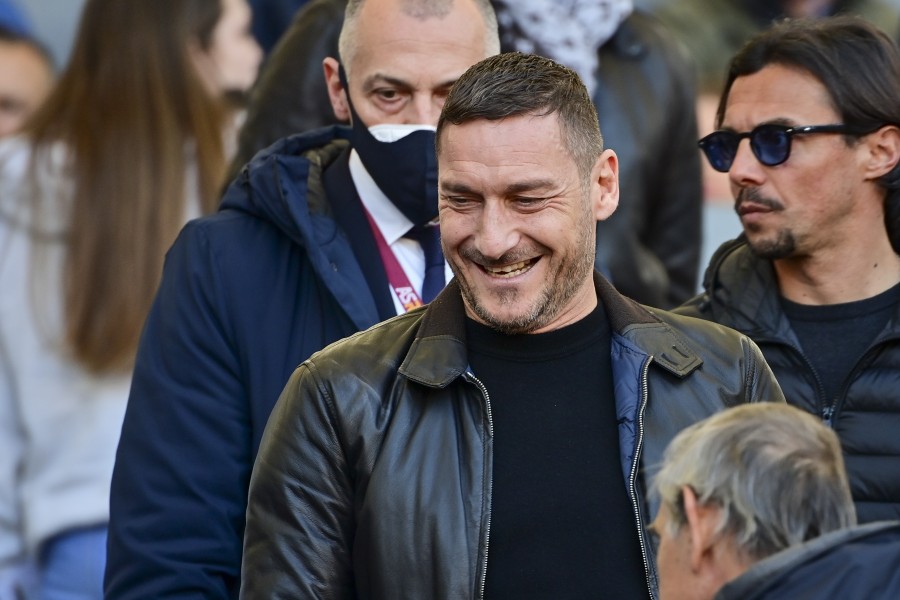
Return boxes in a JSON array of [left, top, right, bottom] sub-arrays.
[[338, 0, 500, 77]]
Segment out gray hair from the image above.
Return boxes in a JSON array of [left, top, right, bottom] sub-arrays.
[[653, 403, 856, 562], [436, 52, 604, 184], [338, 0, 500, 74]]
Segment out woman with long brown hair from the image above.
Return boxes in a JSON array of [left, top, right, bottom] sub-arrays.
[[0, 0, 260, 596]]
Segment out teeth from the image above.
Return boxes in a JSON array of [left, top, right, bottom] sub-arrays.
[[485, 259, 534, 277]]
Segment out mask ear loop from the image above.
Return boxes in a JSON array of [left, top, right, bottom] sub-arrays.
[[337, 64, 366, 128]]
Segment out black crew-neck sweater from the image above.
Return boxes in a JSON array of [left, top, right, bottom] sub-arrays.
[[466, 304, 648, 599]]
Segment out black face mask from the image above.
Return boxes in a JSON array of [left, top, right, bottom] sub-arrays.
[[339, 66, 439, 227]]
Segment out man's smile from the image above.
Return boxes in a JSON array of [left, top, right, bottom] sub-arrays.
[[480, 257, 539, 278]]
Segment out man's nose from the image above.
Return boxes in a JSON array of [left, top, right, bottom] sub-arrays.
[[729, 138, 766, 187], [409, 93, 442, 126], [474, 203, 519, 259]]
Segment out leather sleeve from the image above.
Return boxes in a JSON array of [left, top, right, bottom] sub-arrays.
[[742, 335, 786, 406], [229, 0, 347, 178], [241, 364, 355, 600]]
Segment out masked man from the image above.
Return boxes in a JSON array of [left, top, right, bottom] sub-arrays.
[[104, 0, 500, 597]]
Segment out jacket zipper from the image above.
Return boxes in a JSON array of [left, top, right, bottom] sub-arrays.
[[826, 339, 891, 428], [464, 372, 493, 600], [753, 334, 899, 428], [628, 356, 655, 599], [751, 336, 830, 423]]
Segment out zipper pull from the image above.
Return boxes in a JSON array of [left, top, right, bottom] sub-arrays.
[[822, 406, 834, 428]]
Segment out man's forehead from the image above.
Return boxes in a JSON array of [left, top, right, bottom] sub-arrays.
[[722, 64, 836, 127], [437, 115, 575, 190], [348, 0, 487, 65], [360, 70, 457, 92]]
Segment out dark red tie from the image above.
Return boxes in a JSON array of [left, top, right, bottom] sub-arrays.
[[404, 224, 445, 303]]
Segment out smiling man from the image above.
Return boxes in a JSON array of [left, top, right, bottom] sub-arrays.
[[241, 52, 783, 600], [678, 16, 900, 525]]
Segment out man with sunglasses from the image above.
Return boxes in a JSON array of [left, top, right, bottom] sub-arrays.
[[679, 16, 900, 524]]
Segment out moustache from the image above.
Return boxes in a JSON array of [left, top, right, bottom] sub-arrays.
[[735, 188, 784, 212]]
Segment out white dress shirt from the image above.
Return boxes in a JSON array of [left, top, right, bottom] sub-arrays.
[[348, 149, 452, 315]]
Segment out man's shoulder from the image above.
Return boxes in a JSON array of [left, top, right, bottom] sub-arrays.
[[240, 125, 351, 178], [650, 305, 752, 349], [174, 128, 356, 261], [304, 309, 427, 380], [640, 305, 785, 405], [676, 238, 780, 329], [717, 521, 900, 600]]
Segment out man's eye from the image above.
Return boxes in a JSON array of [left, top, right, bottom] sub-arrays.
[[443, 196, 477, 208], [515, 197, 547, 208], [374, 89, 400, 101]]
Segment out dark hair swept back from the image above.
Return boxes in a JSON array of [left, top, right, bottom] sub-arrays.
[[716, 16, 900, 252]]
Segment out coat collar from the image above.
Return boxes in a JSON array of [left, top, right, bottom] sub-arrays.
[[399, 272, 702, 388], [703, 239, 900, 344]]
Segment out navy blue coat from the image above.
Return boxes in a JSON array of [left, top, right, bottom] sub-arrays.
[[715, 521, 900, 599], [105, 127, 383, 599]]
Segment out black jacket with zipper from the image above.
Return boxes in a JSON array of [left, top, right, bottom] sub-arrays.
[[241, 274, 783, 600], [678, 238, 900, 523]]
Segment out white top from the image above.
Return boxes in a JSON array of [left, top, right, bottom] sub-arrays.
[[348, 149, 452, 314], [0, 136, 202, 578]]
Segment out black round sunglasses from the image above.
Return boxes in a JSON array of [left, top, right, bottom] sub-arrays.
[[698, 123, 883, 173]]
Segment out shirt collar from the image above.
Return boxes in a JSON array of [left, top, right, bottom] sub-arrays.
[[349, 149, 413, 245]]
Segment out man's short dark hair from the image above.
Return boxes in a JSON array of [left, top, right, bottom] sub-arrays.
[[716, 16, 900, 252], [437, 52, 603, 181]]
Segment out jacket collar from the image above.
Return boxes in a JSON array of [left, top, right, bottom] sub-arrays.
[[399, 272, 702, 388], [220, 125, 352, 249], [703, 239, 900, 343], [714, 521, 900, 600]]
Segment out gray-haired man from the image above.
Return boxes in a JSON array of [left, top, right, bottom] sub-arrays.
[[651, 403, 900, 600]]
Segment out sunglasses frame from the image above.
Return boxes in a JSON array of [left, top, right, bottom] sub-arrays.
[[698, 123, 880, 173]]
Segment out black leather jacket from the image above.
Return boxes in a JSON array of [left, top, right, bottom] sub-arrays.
[[241, 275, 783, 600], [232, 3, 702, 308], [678, 239, 900, 523]]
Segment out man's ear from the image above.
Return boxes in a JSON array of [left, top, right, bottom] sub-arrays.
[[590, 149, 619, 222], [862, 124, 900, 180], [683, 486, 721, 573], [323, 57, 350, 122]]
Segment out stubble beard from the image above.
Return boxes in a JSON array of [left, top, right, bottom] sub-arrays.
[[745, 227, 797, 260], [456, 210, 597, 335], [737, 187, 796, 260]]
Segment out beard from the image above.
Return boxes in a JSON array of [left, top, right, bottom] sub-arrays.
[[452, 205, 597, 335], [746, 229, 797, 259], [735, 187, 796, 259]]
